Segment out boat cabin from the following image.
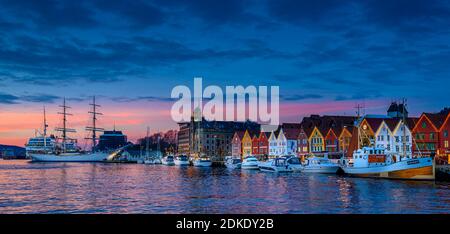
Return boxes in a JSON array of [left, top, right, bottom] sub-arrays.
[[352, 146, 387, 167]]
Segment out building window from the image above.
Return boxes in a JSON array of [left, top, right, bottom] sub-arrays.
[[430, 133, 435, 140], [445, 141, 449, 148], [444, 130, 449, 138], [422, 122, 427, 129]]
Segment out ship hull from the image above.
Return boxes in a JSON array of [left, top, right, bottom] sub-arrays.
[[301, 165, 340, 174], [30, 152, 108, 162], [341, 157, 434, 180]]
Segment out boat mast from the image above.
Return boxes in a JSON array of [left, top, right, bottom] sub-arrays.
[[85, 96, 104, 151], [56, 98, 76, 153], [145, 127, 150, 157], [43, 106, 48, 148], [355, 104, 362, 149]]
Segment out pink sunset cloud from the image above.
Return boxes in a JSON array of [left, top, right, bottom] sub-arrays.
[[0, 98, 390, 147]]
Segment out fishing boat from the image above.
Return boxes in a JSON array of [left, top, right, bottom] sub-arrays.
[[162, 155, 175, 166], [30, 97, 109, 162], [241, 156, 259, 170], [341, 101, 435, 180], [174, 155, 190, 166], [225, 156, 241, 169], [259, 157, 292, 172], [192, 157, 212, 167], [301, 155, 340, 174]]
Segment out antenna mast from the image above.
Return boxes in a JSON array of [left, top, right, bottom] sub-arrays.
[[85, 96, 104, 151]]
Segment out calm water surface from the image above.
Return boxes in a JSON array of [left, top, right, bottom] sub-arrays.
[[0, 160, 449, 214]]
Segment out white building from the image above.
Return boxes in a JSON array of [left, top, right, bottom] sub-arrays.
[[391, 120, 413, 157], [277, 128, 287, 156], [374, 119, 413, 157], [268, 131, 278, 157]]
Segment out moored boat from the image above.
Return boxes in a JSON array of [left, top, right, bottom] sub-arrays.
[[259, 157, 292, 172], [341, 147, 434, 180], [281, 155, 302, 172], [192, 157, 212, 167], [162, 155, 175, 166], [341, 102, 435, 180], [241, 156, 259, 170], [225, 156, 241, 169], [30, 97, 109, 162], [301, 155, 340, 174], [174, 155, 190, 166]]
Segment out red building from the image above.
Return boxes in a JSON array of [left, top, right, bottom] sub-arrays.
[[325, 128, 339, 152], [297, 128, 309, 156], [437, 110, 450, 157], [251, 134, 259, 155], [258, 132, 269, 156], [412, 113, 443, 156]]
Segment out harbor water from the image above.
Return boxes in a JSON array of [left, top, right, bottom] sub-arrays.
[[0, 160, 449, 214]]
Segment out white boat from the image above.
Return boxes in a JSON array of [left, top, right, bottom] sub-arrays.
[[174, 155, 190, 166], [30, 151, 108, 162], [341, 106, 434, 180], [301, 155, 340, 174], [193, 157, 212, 167], [259, 157, 293, 172], [341, 146, 434, 180], [241, 156, 259, 170], [281, 155, 302, 172], [29, 97, 109, 162], [162, 155, 175, 166], [225, 156, 241, 169]]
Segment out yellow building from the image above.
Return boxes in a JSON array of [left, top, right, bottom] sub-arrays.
[[241, 130, 253, 157]]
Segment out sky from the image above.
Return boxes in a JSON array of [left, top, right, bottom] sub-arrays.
[[0, 0, 449, 146]]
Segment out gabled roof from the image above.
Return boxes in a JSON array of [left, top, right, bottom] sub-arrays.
[[405, 117, 419, 130], [233, 131, 245, 140], [424, 112, 447, 130], [362, 118, 385, 133], [384, 119, 399, 132]]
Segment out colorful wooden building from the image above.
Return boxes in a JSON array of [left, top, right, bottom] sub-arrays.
[[231, 131, 245, 157], [412, 113, 441, 156]]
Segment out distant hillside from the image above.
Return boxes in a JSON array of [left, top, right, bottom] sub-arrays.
[[0, 144, 26, 158]]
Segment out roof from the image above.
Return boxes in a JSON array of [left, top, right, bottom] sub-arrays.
[[283, 128, 300, 140], [424, 112, 447, 129], [387, 102, 408, 114], [300, 115, 357, 137], [233, 131, 245, 139], [363, 118, 385, 132], [405, 117, 419, 130], [384, 119, 399, 132]]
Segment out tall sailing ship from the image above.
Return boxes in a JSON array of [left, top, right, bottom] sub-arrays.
[[30, 97, 109, 162], [340, 100, 435, 180]]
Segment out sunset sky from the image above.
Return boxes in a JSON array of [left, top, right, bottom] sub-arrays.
[[1, 0, 449, 147]]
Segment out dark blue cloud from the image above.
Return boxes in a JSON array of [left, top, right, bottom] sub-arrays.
[[0, 0, 449, 111]]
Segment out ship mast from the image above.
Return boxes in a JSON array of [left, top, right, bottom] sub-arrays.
[[145, 127, 150, 157], [55, 98, 76, 153], [355, 104, 363, 149], [85, 96, 104, 151], [43, 106, 48, 148]]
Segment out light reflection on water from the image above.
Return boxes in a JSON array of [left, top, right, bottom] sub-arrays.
[[0, 160, 449, 214]]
